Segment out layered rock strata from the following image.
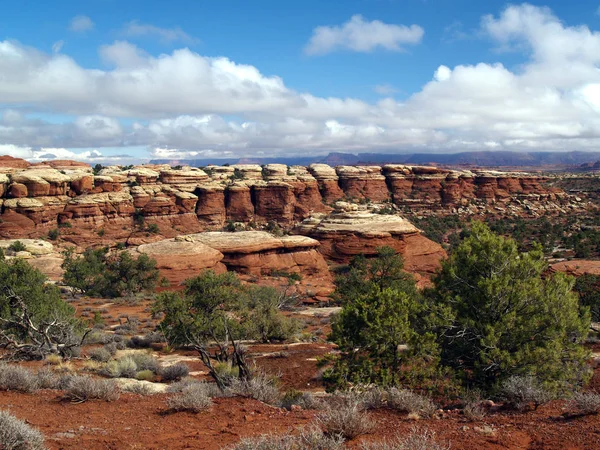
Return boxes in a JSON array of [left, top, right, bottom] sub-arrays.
[[0, 157, 563, 240]]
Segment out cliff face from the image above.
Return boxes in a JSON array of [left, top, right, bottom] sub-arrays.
[[0, 158, 560, 239]]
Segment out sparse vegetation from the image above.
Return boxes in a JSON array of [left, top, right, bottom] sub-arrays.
[[571, 391, 600, 415], [316, 399, 375, 439], [8, 240, 26, 252], [499, 376, 553, 410], [64, 376, 120, 403], [167, 383, 213, 412], [0, 410, 46, 450]]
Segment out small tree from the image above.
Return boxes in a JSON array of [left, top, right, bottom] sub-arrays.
[[0, 258, 84, 360], [154, 271, 297, 390], [325, 247, 442, 390], [62, 247, 159, 298], [429, 221, 590, 393]]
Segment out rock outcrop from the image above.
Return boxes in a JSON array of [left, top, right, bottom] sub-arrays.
[[296, 202, 447, 282], [0, 160, 562, 239], [131, 237, 226, 285]]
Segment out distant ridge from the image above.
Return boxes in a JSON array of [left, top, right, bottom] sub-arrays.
[[150, 150, 600, 168]]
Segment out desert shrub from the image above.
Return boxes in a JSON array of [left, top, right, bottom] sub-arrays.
[[167, 383, 212, 412], [0, 410, 46, 450], [572, 391, 600, 415], [101, 356, 138, 378], [8, 241, 26, 252], [386, 388, 437, 418], [48, 228, 59, 241], [44, 354, 62, 366], [227, 372, 281, 405], [88, 347, 112, 363], [135, 370, 155, 382], [146, 223, 160, 234], [0, 364, 38, 393], [160, 363, 190, 382], [280, 389, 321, 410], [61, 247, 159, 298], [347, 387, 387, 410], [360, 428, 450, 450], [499, 376, 553, 410], [229, 425, 345, 450], [129, 352, 160, 373], [463, 401, 486, 421], [36, 367, 61, 390], [316, 399, 375, 440], [64, 376, 120, 402], [127, 332, 165, 348]]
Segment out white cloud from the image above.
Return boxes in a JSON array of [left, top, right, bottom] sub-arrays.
[[304, 15, 424, 55], [52, 40, 64, 53], [121, 20, 198, 44], [69, 15, 94, 33], [2, 4, 600, 159]]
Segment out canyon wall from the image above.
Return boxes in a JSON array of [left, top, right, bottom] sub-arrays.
[[0, 158, 561, 240]]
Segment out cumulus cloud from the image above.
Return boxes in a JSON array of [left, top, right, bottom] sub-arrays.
[[69, 15, 94, 33], [2, 4, 600, 160], [121, 20, 198, 44], [305, 15, 424, 55]]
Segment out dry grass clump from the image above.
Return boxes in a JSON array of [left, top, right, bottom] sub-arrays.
[[463, 401, 486, 421], [64, 376, 120, 403], [499, 376, 552, 410], [316, 398, 375, 440], [88, 347, 112, 363], [0, 363, 38, 393], [226, 372, 281, 405], [360, 428, 450, 450], [572, 392, 600, 415], [0, 411, 46, 450], [167, 383, 213, 412], [228, 425, 345, 450], [386, 388, 437, 418]]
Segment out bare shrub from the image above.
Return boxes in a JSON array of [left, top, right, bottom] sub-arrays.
[[64, 376, 120, 403], [280, 389, 321, 410], [88, 347, 112, 362], [160, 363, 190, 382], [228, 425, 344, 450], [348, 387, 386, 410], [463, 401, 486, 421], [499, 376, 552, 410], [167, 383, 212, 413], [36, 367, 61, 390], [360, 428, 450, 450], [316, 399, 375, 440], [386, 388, 437, 418], [129, 352, 160, 373], [0, 363, 38, 393], [572, 392, 600, 415], [120, 382, 157, 396], [226, 371, 281, 405], [0, 411, 46, 450]]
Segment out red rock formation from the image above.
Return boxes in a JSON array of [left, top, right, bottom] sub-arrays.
[[253, 182, 296, 225], [0, 156, 30, 169], [195, 186, 226, 227], [309, 164, 344, 203], [225, 184, 254, 222], [336, 166, 390, 202]]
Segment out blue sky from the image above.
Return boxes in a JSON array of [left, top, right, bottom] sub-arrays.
[[1, 0, 600, 162]]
